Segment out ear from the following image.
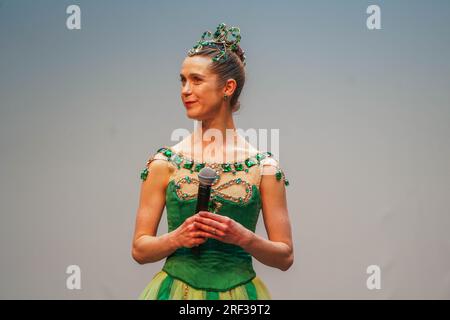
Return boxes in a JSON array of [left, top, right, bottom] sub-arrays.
[[223, 78, 237, 97]]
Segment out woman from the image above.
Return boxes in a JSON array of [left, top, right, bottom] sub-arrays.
[[132, 23, 293, 300]]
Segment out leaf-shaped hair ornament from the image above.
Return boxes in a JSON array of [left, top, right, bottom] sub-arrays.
[[187, 23, 246, 66]]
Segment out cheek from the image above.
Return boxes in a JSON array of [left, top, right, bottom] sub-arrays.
[[201, 85, 220, 101], [194, 86, 211, 101]]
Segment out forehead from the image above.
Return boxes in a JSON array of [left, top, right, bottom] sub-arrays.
[[180, 55, 214, 76]]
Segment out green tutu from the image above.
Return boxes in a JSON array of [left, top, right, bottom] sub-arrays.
[[139, 270, 271, 300]]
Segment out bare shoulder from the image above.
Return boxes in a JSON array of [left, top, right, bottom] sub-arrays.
[[140, 148, 176, 185], [250, 145, 289, 187], [147, 157, 172, 172]]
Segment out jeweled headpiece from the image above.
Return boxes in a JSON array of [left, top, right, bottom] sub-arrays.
[[187, 23, 246, 66]]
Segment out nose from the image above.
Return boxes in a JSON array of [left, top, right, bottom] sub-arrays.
[[181, 81, 192, 95]]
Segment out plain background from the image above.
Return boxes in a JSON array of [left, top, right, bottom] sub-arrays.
[[0, 0, 449, 299]]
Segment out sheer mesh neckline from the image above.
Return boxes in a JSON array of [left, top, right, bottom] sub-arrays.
[[140, 146, 289, 187]]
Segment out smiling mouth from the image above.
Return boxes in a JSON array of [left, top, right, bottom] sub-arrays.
[[185, 101, 197, 106]]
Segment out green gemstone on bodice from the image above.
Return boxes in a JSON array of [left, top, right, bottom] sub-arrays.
[[174, 154, 183, 165], [163, 149, 173, 158], [194, 163, 205, 172], [245, 158, 256, 167], [183, 159, 193, 170], [222, 163, 232, 172], [275, 169, 282, 181], [140, 168, 148, 181]]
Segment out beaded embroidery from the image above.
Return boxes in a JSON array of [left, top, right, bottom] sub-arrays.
[[140, 146, 290, 194], [175, 175, 253, 204]]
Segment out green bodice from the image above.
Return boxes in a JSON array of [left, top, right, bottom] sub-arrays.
[[140, 146, 289, 291]]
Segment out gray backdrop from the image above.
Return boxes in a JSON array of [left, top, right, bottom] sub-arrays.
[[1, 0, 449, 299]]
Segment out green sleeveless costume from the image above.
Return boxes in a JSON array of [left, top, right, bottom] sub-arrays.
[[138, 146, 289, 300]]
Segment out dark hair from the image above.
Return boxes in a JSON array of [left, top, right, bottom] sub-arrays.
[[189, 46, 246, 112]]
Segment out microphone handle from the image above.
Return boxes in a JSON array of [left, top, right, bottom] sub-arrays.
[[195, 184, 212, 213], [192, 184, 212, 255]]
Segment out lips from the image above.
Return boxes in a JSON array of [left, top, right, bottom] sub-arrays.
[[184, 101, 197, 107]]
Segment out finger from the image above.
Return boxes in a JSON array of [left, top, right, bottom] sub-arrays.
[[185, 215, 197, 224], [183, 218, 193, 228], [190, 222, 202, 232], [193, 223, 225, 237], [191, 231, 206, 239], [194, 216, 226, 232], [193, 238, 207, 246], [198, 211, 229, 223], [193, 231, 222, 241], [187, 214, 204, 227]]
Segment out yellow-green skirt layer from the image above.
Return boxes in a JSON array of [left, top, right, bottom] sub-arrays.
[[139, 270, 271, 300]]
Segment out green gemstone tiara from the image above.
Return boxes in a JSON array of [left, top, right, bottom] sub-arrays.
[[187, 23, 246, 65]]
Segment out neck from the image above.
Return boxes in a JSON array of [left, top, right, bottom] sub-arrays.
[[190, 108, 242, 163], [200, 116, 236, 140]]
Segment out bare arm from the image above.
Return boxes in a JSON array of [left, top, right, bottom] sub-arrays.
[[132, 158, 211, 264], [131, 159, 178, 264], [241, 167, 293, 271]]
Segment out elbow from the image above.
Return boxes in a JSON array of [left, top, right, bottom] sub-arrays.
[[279, 250, 294, 271], [280, 256, 293, 271], [131, 246, 146, 265]]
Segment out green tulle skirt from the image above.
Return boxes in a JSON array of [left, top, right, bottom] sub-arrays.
[[139, 270, 271, 300]]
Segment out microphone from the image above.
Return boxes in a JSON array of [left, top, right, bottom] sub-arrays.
[[192, 167, 217, 255]]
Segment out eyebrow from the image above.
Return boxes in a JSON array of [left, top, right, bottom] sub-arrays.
[[179, 73, 205, 78]]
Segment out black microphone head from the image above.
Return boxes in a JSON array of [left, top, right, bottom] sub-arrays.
[[198, 167, 217, 186]]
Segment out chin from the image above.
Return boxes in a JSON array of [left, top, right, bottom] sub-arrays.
[[186, 113, 197, 120], [185, 107, 206, 121], [186, 110, 201, 120]]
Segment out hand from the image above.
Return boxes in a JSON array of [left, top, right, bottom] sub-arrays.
[[171, 214, 215, 249], [193, 211, 255, 248]]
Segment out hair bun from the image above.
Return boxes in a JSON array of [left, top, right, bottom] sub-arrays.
[[233, 45, 246, 65]]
